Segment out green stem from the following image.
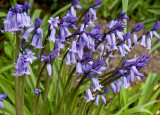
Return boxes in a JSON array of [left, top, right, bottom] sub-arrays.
[[2, 109, 5, 115], [106, 95, 115, 115], [21, 76, 26, 115], [55, 50, 68, 106], [88, 101, 95, 115], [72, 97, 79, 115], [58, 66, 76, 115], [32, 63, 46, 115], [15, 32, 20, 115], [42, 75, 51, 115], [65, 74, 87, 115], [76, 99, 85, 115]]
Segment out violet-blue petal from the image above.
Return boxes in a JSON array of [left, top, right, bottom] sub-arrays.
[[89, 8, 97, 21], [36, 37, 43, 49], [146, 35, 151, 50], [71, 52, 76, 63], [101, 95, 106, 105], [22, 27, 35, 42], [91, 77, 103, 92], [132, 23, 144, 32], [116, 30, 124, 41], [0, 101, 4, 110], [65, 53, 71, 65], [153, 31, 160, 40], [76, 62, 83, 74], [84, 88, 95, 103], [94, 94, 100, 106], [47, 63, 52, 76], [30, 34, 38, 47], [111, 82, 116, 94], [133, 33, 138, 45], [140, 34, 146, 47], [48, 28, 56, 42]]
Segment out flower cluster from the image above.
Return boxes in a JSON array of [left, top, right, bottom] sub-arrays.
[[14, 49, 36, 77], [3, 1, 32, 32]]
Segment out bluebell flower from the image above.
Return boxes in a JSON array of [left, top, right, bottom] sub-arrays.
[[89, 25, 103, 41], [65, 52, 71, 65], [69, 40, 77, 53], [120, 54, 151, 82], [82, 52, 93, 63], [41, 56, 52, 76], [146, 35, 151, 50], [89, 8, 97, 21], [101, 95, 106, 105], [70, 6, 77, 17], [83, 12, 95, 28], [111, 33, 117, 50], [152, 31, 160, 40], [72, 0, 82, 9], [54, 38, 65, 54], [97, 44, 104, 55], [76, 62, 83, 74], [0, 93, 8, 110], [91, 77, 103, 92], [105, 45, 110, 54], [91, 58, 107, 75], [94, 94, 100, 106], [47, 64, 52, 76], [119, 11, 129, 20], [108, 19, 126, 32], [122, 75, 130, 89], [104, 86, 110, 93], [132, 23, 144, 32], [61, 12, 77, 29], [118, 42, 131, 57], [29, 18, 43, 49], [116, 30, 124, 41], [140, 34, 146, 47], [105, 59, 109, 68], [151, 20, 160, 31], [3, 2, 33, 32], [84, 88, 95, 103], [14, 49, 36, 77], [110, 82, 116, 94], [93, 0, 102, 9], [25, 49, 36, 64], [48, 17, 59, 42], [115, 80, 122, 92], [124, 31, 131, 40], [22, 26, 35, 41], [133, 33, 139, 45], [76, 42, 84, 59], [106, 34, 112, 45], [71, 52, 76, 63], [34, 89, 41, 94]]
